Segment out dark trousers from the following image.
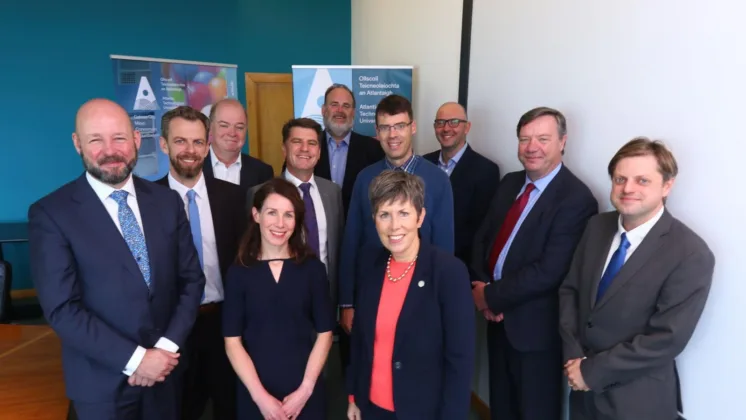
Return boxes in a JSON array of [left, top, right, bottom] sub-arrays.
[[338, 326, 351, 375], [487, 322, 562, 420], [180, 304, 237, 420], [361, 402, 398, 420], [73, 379, 180, 420]]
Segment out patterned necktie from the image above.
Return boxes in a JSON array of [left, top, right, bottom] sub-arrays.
[[299, 183, 320, 256], [110, 190, 151, 287], [488, 183, 536, 276], [595, 232, 631, 303]]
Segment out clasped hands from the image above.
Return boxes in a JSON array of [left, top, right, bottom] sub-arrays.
[[257, 379, 315, 420], [128, 348, 180, 387], [564, 358, 590, 392], [471, 281, 504, 323]]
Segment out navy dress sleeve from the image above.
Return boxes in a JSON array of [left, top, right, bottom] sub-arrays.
[[222, 265, 245, 337], [311, 260, 336, 333]]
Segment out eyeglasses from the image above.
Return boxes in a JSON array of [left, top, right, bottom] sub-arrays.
[[376, 122, 412, 133], [434, 118, 467, 128]]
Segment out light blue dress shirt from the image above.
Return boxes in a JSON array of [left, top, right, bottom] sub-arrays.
[[493, 163, 563, 281], [327, 131, 351, 186], [437, 143, 469, 176]]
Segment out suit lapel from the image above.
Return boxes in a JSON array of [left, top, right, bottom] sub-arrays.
[[486, 174, 524, 260], [203, 152, 215, 178], [589, 215, 619, 308], [593, 211, 673, 310], [316, 181, 334, 238], [315, 134, 332, 179], [342, 133, 361, 190], [393, 244, 432, 352], [134, 178, 168, 292], [239, 154, 250, 186], [361, 252, 388, 353], [204, 178, 230, 277], [448, 145, 474, 183]]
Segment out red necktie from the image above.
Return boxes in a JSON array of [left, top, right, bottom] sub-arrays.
[[487, 183, 536, 275]]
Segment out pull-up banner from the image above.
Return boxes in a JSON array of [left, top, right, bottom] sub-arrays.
[[111, 55, 238, 180], [291, 65, 414, 138]]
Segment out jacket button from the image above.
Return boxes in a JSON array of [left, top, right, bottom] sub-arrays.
[[394, 361, 402, 370], [586, 321, 594, 328]]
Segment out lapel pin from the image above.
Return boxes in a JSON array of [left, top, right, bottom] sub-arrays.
[[418, 280, 425, 288]]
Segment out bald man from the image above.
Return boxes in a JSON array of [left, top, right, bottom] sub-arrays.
[[28, 99, 205, 420], [203, 98, 274, 189], [424, 102, 501, 270]]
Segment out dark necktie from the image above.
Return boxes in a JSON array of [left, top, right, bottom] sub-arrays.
[[299, 183, 320, 256], [488, 183, 536, 275], [595, 233, 631, 302]]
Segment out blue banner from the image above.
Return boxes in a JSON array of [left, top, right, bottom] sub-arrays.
[[291, 65, 413, 138], [111, 55, 238, 180]]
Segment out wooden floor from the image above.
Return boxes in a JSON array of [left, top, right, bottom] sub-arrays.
[[0, 325, 68, 420]]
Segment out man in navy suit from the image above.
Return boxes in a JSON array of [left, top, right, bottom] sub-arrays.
[[28, 99, 205, 420], [471, 107, 598, 420]]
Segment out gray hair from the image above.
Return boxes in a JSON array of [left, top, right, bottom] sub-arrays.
[[324, 84, 356, 108], [369, 170, 425, 217]]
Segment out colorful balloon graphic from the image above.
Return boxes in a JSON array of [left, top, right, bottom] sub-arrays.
[[209, 77, 227, 102]]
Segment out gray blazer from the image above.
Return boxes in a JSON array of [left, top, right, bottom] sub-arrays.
[[559, 209, 714, 420], [247, 175, 344, 308]]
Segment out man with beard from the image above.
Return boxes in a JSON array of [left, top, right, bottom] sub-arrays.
[[28, 99, 205, 420], [338, 94, 454, 342], [154, 106, 247, 420], [314, 84, 384, 216], [424, 102, 501, 271], [203, 98, 274, 190]]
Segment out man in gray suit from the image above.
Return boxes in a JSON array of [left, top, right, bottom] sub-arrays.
[[559, 137, 715, 420], [247, 118, 344, 305]]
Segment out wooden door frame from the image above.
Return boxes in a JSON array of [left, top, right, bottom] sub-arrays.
[[244, 73, 293, 159]]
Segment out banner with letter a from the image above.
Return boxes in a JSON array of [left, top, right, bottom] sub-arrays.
[[291, 65, 413, 138], [111, 55, 238, 180]]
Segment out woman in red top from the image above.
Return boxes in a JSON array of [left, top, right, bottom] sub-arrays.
[[346, 170, 475, 420]]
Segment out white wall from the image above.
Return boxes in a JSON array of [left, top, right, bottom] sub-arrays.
[[469, 0, 746, 418], [351, 0, 463, 155]]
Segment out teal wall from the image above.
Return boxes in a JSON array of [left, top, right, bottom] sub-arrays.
[[0, 0, 351, 289]]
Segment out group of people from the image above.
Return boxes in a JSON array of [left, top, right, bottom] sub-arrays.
[[27, 82, 715, 420]]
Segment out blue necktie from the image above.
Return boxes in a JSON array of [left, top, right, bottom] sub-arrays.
[[596, 232, 631, 303], [110, 190, 151, 288], [186, 190, 206, 303], [299, 183, 320, 256]]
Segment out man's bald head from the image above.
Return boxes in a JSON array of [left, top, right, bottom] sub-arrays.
[[72, 98, 141, 188], [434, 101, 471, 153], [436, 102, 468, 120]]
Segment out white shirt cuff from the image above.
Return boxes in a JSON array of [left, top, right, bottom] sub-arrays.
[[122, 346, 146, 376], [154, 337, 179, 353]]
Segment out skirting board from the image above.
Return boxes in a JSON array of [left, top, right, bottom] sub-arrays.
[[471, 391, 490, 420], [10, 289, 36, 299]]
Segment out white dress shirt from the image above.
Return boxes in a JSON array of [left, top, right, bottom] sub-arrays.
[[284, 170, 328, 268], [210, 145, 241, 185], [168, 172, 224, 304], [85, 172, 179, 376], [603, 206, 665, 270]]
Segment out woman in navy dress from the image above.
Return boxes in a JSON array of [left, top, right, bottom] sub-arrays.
[[223, 178, 335, 420]]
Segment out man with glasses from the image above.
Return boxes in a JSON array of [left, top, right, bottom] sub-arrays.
[[337, 94, 455, 336], [314, 84, 384, 216], [424, 102, 501, 271]]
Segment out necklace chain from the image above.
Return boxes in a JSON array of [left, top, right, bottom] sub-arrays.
[[386, 254, 417, 282]]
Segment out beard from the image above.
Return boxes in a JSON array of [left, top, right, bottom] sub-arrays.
[[82, 152, 137, 186], [170, 153, 204, 179], [323, 113, 353, 138]]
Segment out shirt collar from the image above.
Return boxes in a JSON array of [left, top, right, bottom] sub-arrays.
[[326, 131, 351, 148], [210, 145, 241, 168], [167, 171, 208, 200], [384, 154, 418, 173], [86, 172, 137, 201], [523, 162, 563, 192], [284, 169, 317, 189], [617, 206, 665, 245], [439, 142, 469, 166]]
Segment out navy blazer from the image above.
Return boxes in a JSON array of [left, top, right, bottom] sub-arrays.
[[471, 165, 598, 351], [28, 174, 205, 402], [347, 242, 475, 419], [202, 151, 274, 192]]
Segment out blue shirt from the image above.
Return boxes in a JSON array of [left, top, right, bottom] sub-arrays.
[[384, 154, 420, 173], [494, 163, 563, 280], [327, 132, 351, 186], [437, 143, 469, 176]]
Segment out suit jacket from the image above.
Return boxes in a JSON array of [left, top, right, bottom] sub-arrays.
[[471, 165, 598, 351], [246, 174, 344, 307], [347, 242, 475, 419], [424, 145, 500, 272], [155, 174, 247, 280], [558, 210, 715, 419], [203, 151, 274, 192], [28, 174, 205, 402], [315, 131, 384, 216]]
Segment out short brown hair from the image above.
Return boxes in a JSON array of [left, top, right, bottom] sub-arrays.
[[516, 107, 567, 138], [369, 170, 425, 218], [237, 178, 315, 266], [376, 95, 413, 125], [161, 106, 210, 140], [208, 98, 244, 124], [324, 84, 356, 108], [608, 137, 678, 181], [282, 118, 323, 143]]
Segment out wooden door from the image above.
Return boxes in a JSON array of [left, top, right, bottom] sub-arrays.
[[245, 73, 294, 175]]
